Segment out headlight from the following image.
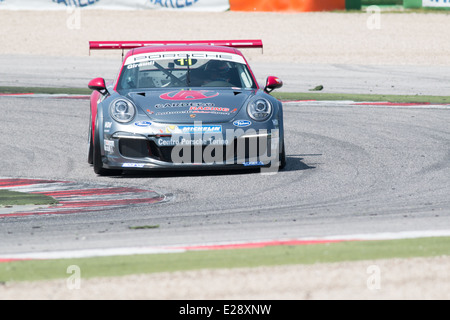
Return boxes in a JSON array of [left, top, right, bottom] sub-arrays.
[[109, 99, 136, 123], [247, 98, 272, 121]]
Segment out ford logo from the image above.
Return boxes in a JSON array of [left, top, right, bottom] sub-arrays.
[[134, 121, 152, 127], [233, 120, 252, 127]]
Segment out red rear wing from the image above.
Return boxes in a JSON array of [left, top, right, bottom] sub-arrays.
[[89, 39, 263, 53]]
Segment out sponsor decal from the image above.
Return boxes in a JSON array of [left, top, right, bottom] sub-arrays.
[[243, 161, 265, 166], [104, 140, 115, 152], [127, 61, 155, 69], [155, 110, 190, 116], [122, 163, 145, 168], [164, 125, 222, 134], [189, 106, 230, 112], [153, 125, 281, 172], [154, 102, 214, 109], [178, 125, 222, 134], [233, 120, 252, 127], [105, 122, 112, 129], [159, 123, 224, 146], [134, 121, 152, 127], [154, 109, 235, 116], [165, 125, 180, 133], [157, 137, 229, 146], [160, 90, 219, 101], [150, 101, 237, 116]]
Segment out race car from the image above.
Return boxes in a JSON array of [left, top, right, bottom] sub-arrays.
[[87, 40, 285, 175]]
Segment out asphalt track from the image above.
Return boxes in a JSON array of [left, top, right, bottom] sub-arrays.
[[3, 55, 450, 95], [1, 78, 450, 256]]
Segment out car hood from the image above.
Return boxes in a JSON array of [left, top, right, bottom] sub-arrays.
[[127, 89, 254, 124]]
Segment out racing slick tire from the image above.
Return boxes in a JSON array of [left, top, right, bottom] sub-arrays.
[[279, 140, 286, 170], [88, 114, 94, 165], [93, 117, 122, 176]]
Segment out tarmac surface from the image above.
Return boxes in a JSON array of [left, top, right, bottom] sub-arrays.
[[0, 95, 449, 255]]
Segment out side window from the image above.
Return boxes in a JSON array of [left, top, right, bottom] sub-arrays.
[[227, 65, 242, 87], [118, 68, 138, 90], [237, 64, 255, 89]]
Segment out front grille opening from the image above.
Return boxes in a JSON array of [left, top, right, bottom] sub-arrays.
[[118, 136, 272, 164], [119, 139, 158, 159], [158, 137, 270, 164]]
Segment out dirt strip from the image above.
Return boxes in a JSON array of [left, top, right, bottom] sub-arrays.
[[1, 256, 449, 300]]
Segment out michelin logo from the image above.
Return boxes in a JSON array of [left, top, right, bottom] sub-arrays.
[[178, 125, 222, 134]]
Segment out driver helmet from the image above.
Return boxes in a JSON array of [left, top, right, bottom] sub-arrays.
[[205, 60, 231, 81]]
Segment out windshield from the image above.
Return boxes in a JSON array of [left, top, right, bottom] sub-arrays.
[[117, 51, 257, 90]]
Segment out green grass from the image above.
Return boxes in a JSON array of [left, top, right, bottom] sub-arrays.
[[0, 190, 58, 206], [129, 225, 160, 230], [273, 92, 450, 104], [362, 0, 402, 4], [1, 237, 449, 283], [0, 86, 91, 95]]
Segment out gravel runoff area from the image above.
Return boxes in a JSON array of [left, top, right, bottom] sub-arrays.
[[0, 9, 449, 300], [0, 9, 449, 65]]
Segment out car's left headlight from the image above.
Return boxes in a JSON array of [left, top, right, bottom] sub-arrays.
[[247, 98, 272, 121], [109, 99, 136, 123]]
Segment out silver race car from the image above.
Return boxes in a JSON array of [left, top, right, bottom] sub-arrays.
[[88, 40, 285, 175]]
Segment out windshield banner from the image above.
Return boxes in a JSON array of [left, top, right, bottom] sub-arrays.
[[422, 0, 450, 7], [0, 0, 230, 11]]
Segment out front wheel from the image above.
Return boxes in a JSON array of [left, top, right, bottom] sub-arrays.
[[93, 117, 122, 176], [87, 114, 93, 164]]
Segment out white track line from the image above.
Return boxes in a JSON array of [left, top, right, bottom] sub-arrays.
[[1, 229, 449, 261], [282, 100, 450, 109]]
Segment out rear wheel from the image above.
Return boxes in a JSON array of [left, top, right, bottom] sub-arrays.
[[279, 140, 286, 170]]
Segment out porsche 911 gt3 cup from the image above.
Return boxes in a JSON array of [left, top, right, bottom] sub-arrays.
[[87, 40, 285, 175]]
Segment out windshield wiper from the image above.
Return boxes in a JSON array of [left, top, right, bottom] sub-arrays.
[[186, 54, 191, 86], [153, 61, 184, 86]]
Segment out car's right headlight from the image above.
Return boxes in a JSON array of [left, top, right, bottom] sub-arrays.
[[247, 98, 272, 121], [109, 99, 136, 123]]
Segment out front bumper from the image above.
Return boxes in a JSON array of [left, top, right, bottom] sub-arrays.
[[101, 122, 281, 170]]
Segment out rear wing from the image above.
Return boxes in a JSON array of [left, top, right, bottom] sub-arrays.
[[89, 39, 263, 54]]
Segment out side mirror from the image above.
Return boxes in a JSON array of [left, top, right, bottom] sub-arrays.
[[264, 76, 283, 93], [88, 78, 108, 95]]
